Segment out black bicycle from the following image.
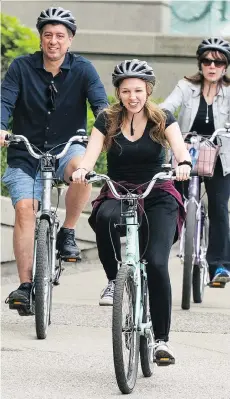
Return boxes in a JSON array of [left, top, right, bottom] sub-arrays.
[[6, 132, 88, 339]]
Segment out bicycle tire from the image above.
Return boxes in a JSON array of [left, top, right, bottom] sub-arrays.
[[140, 279, 153, 377], [182, 200, 197, 310], [112, 265, 140, 394], [193, 203, 209, 303], [35, 219, 52, 339]]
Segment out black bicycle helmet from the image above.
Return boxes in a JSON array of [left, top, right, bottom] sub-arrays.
[[36, 7, 77, 35], [196, 37, 230, 63], [112, 59, 156, 87]]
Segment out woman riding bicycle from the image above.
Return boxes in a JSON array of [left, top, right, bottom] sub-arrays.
[[161, 37, 230, 286], [72, 59, 191, 362]]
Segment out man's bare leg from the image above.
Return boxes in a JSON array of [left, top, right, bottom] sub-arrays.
[[13, 199, 38, 283], [63, 155, 91, 228]]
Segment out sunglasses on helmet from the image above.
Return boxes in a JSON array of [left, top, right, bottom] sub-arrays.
[[201, 58, 226, 68]]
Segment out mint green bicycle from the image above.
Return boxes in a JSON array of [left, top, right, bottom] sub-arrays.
[[85, 165, 175, 394]]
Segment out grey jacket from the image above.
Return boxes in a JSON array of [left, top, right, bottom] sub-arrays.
[[161, 79, 230, 176]]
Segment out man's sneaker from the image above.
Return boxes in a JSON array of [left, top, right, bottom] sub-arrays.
[[5, 282, 34, 316], [99, 280, 115, 306], [56, 227, 81, 261], [212, 266, 230, 284], [153, 340, 175, 366]]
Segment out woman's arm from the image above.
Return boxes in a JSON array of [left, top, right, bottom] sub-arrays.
[[160, 81, 184, 113], [165, 122, 190, 163], [165, 121, 191, 181], [72, 127, 105, 182]]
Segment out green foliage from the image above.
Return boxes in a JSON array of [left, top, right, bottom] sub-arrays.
[[1, 13, 39, 77]]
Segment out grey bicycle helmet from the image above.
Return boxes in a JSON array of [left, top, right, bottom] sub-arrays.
[[196, 37, 230, 63], [112, 59, 156, 87], [36, 7, 77, 35]]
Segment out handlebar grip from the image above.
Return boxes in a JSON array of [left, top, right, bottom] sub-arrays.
[[5, 134, 11, 140], [85, 171, 96, 180], [172, 169, 197, 177], [69, 171, 96, 182]]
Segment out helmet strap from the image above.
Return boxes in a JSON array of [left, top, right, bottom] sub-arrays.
[[130, 114, 134, 136], [130, 105, 145, 136]]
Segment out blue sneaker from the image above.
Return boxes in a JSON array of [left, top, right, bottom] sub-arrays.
[[212, 267, 230, 284]]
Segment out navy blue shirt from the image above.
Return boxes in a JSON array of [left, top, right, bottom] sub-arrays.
[[1, 51, 108, 176]]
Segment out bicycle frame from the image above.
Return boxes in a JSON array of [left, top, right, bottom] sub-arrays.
[[85, 169, 174, 338], [179, 176, 203, 265], [32, 155, 59, 284], [120, 199, 150, 337]]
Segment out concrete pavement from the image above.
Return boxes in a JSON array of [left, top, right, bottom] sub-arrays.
[[1, 246, 230, 399]]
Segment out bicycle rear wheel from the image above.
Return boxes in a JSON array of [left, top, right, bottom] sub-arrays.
[[193, 202, 209, 303], [182, 200, 197, 310], [140, 278, 153, 377], [112, 265, 140, 394], [35, 219, 52, 339]]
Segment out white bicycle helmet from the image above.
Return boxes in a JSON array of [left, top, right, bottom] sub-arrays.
[[36, 7, 77, 35], [196, 37, 230, 63], [112, 59, 156, 87]]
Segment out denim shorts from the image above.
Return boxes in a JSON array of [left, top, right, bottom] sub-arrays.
[[2, 144, 86, 207]]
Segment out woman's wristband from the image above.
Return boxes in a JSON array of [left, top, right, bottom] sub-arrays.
[[178, 160, 192, 168]]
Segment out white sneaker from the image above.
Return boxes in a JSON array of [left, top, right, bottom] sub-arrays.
[[99, 280, 115, 306], [153, 340, 175, 366]]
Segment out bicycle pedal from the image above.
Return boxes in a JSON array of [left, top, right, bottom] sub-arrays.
[[60, 255, 81, 262], [154, 357, 175, 366], [9, 301, 35, 316], [208, 281, 226, 288]]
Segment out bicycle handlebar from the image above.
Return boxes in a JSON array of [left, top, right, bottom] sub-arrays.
[[186, 122, 230, 144], [5, 130, 88, 160], [80, 169, 175, 200], [209, 123, 230, 143]]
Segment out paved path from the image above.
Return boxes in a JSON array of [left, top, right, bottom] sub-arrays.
[[1, 246, 230, 399]]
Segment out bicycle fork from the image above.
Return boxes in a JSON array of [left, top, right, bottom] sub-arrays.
[[125, 215, 152, 341]]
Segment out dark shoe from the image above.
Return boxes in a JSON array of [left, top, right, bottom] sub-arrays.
[[5, 282, 35, 316], [56, 227, 81, 261]]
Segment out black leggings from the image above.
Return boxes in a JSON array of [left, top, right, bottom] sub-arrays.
[[95, 190, 178, 342]]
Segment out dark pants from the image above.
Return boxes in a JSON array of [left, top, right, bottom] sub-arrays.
[[94, 190, 178, 342], [176, 158, 230, 280]]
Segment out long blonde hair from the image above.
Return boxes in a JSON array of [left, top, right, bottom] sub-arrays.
[[101, 81, 168, 151]]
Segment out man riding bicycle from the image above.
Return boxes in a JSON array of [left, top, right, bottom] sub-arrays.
[[0, 6, 108, 314]]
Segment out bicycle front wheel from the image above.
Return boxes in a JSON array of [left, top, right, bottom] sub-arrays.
[[193, 202, 209, 303], [35, 219, 52, 339], [182, 200, 197, 310], [112, 265, 140, 394]]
